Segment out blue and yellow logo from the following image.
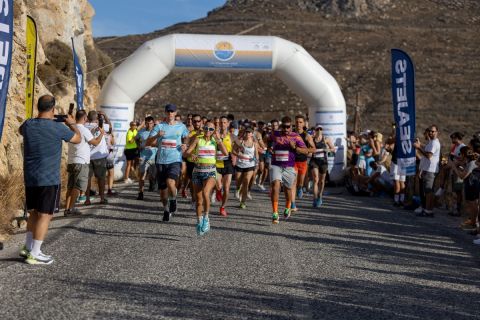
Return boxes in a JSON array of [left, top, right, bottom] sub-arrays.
[[213, 41, 235, 61]]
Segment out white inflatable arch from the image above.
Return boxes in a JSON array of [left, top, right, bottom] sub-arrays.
[[99, 34, 347, 181]]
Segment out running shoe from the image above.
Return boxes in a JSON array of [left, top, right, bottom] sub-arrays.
[[201, 215, 210, 234], [216, 189, 223, 202], [169, 199, 177, 215], [258, 184, 265, 191], [313, 199, 318, 208], [163, 209, 171, 222], [219, 206, 228, 217], [247, 192, 253, 200], [64, 208, 82, 217], [77, 195, 87, 202], [272, 212, 279, 224], [235, 189, 240, 200], [196, 217, 205, 236], [291, 203, 298, 212], [137, 192, 144, 200], [19, 245, 30, 258], [473, 238, 480, 245], [435, 187, 444, 197], [316, 198, 323, 207], [240, 202, 247, 209], [297, 188, 304, 199], [25, 253, 54, 265], [414, 206, 424, 214], [181, 188, 188, 198], [283, 208, 291, 220], [211, 192, 216, 204]]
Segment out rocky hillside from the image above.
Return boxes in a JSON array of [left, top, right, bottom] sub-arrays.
[[0, 0, 110, 176], [96, 0, 479, 140]]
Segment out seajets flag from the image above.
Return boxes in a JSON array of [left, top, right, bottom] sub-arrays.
[[71, 37, 84, 110], [25, 15, 37, 119], [0, 0, 13, 142], [391, 49, 416, 176]]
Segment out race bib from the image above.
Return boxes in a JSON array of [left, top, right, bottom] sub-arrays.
[[314, 149, 326, 158], [161, 139, 177, 149], [198, 146, 216, 158], [216, 150, 229, 161], [274, 150, 289, 162]]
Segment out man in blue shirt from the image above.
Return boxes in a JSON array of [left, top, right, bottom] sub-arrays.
[[148, 104, 189, 221], [19, 95, 81, 265], [135, 116, 157, 200]]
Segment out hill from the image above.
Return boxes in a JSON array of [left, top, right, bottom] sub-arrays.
[[96, 0, 480, 138]]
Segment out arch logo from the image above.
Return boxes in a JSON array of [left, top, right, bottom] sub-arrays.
[[213, 41, 235, 61]]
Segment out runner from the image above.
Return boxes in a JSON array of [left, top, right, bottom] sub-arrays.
[[254, 121, 268, 191], [309, 124, 335, 207], [185, 121, 228, 235], [215, 115, 239, 216], [183, 114, 203, 206], [136, 116, 157, 200], [268, 116, 308, 224], [291, 115, 315, 212], [148, 104, 188, 221], [233, 127, 259, 209]]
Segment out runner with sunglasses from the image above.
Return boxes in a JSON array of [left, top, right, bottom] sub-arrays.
[[268, 116, 308, 224], [310, 124, 335, 207], [148, 104, 188, 221], [186, 121, 228, 235]]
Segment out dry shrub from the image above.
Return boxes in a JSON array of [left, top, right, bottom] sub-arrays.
[[85, 44, 113, 86], [37, 63, 68, 95], [0, 171, 25, 238]]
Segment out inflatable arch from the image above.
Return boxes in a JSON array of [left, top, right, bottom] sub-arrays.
[[99, 34, 347, 181]]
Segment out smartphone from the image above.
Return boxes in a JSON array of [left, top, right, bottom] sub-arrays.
[[68, 103, 75, 115], [98, 116, 104, 128], [53, 115, 67, 122]]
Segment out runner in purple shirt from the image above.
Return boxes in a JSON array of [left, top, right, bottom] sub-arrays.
[[268, 116, 308, 224]]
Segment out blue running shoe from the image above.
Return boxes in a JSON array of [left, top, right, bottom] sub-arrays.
[[297, 187, 304, 199], [196, 216, 205, 236], [313, 199, 318, 208], [315, 197, 323, 207], [201, 215, 210, 234]]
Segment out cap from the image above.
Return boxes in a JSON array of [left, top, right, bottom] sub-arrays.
[[315, 124, 323, 130], [165, 104, 177, 112], [245, 127, 253, 133]]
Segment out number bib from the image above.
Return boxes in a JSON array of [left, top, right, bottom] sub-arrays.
[[161, 139, 177, 149], [274, 150, 289, 162]]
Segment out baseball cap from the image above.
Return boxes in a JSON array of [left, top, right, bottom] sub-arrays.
[[165, 104, 177, 112], [245, 127, 253, 133], [315, 124, 323, 130]]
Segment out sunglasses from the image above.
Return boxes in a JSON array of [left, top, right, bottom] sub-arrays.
[[315, 128, 323, 131], [282, 125, 292, 129], [193, 119, 201, 123], [429, 130, 437, 133], [204, 127, 215, 132]]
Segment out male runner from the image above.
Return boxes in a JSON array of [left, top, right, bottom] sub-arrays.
[[136, 116, 157, 200], [148, 104, 188, 221]]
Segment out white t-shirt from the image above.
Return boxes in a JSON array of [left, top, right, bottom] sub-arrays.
[[465, 160, 478, 177], [421, 138, 441, 173], [85, 122, 109, 160], [67, 124, 94, 164]]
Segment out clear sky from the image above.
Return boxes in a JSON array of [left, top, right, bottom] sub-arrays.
[[89, 0, 226, 37]]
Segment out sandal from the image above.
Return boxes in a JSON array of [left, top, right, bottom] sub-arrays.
[[84, 199, 91, 206]]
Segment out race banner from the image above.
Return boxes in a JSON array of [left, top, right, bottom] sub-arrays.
[[25, 15, 37, 119], [71, 37, 84, 110], [391, 49, 416, 176], [0, 0, 13, 142]]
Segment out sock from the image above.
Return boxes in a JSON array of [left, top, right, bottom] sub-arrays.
[[399, 194, 405, 203], [394, 194, 399, 203], [272, 201, 278, 213], [286, 200, 291, 209], [26, 231, 33, 251], [31, 239, 43, 257], [291, 202, 296, 209], [204, 212, 209, 219]]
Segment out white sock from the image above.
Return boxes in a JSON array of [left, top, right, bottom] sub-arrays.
[[204, 212, 209, 218], [31, 239, 43, 257], [26, 232, 33, 251], [394, 194, 400, 202], [399, 194, 405, 202]]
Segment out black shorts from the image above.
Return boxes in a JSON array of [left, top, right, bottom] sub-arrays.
[[186, 161, 195, 178], [26, 185, 61, 214], [258, 153, 265, 162], [235, 166, 256, 173], [464, 181, 480, 201], [124, 148, 138, 161], [156, 162, 182, 190], [217, 160, 234, 176], [309, 159, 328, 174]]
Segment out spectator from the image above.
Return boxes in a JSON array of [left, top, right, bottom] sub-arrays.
[[124, 121, 138, 184], [105, 125, 116, 196], [85, 111, 110, 205], [65, 110, 105, 216], [414, 125, 441, 217], [19, 95, 81, 265]]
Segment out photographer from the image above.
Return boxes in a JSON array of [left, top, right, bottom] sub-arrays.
[[19, 95, 81, 265]]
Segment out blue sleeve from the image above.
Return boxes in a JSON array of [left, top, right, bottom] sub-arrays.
[[149, 124, 160, 137], [182, 124, 189, 138], [58, 122, 75, 142]]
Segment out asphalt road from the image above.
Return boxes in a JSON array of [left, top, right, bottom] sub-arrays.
[[1, 184, 479, 320]]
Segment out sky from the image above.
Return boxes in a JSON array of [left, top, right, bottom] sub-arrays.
[[89, 0, 226, 37]]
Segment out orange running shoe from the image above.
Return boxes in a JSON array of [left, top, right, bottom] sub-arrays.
[[216, 189, 223, 202], [220, 206, 228, 217]]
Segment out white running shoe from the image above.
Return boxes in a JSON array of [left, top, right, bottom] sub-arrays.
[[247, 192, 252, 200], [435, 188, 444, 197], [211, 192, 216, 204], [258, 184, 266, 191], [473, 238, 480, 245], [235, 190, 240, 200], [414, 206, 424, 214]]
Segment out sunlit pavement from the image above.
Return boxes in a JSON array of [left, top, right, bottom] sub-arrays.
[[1, 185, 479, 319]]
